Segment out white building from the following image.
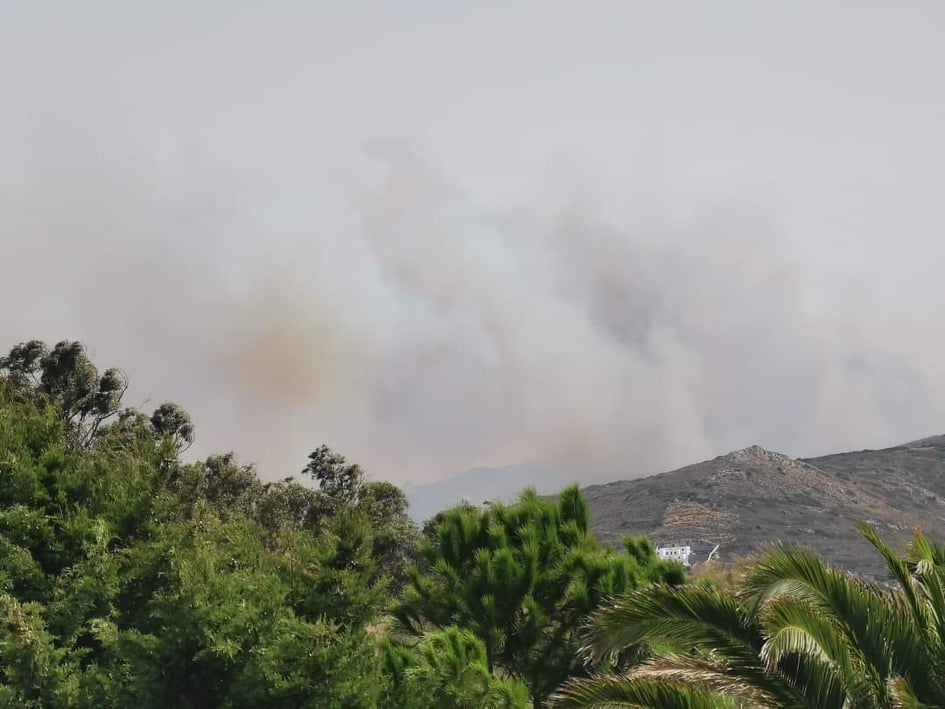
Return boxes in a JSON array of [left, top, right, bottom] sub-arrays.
[[656, 545, 692, 567]]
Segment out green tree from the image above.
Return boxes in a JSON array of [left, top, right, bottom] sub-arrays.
[[396, 486, 684, 706], [303, 444, 363, 507], [382, 626, 530, 708], [358, 480, 420, 590], [553, 524, 945, 708], [0, 342, 413, 706], [104, 508, 384, 708], [300, 446, 420, 591], [0, 594, 83, 708], [1, 340, 129, 448], [150, 401, 195, 453], [0, 340, 198, 456]]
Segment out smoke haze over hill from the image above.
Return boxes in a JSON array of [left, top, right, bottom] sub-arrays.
[[3, 3, 945, 484]]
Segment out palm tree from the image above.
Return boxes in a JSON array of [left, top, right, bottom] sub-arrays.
[[552, 524, 945, 708]]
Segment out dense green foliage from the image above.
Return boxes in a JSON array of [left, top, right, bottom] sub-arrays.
[[0, 340, 412, 707], [0, 338, 682, 707], [554, 525, 945, 708], [382, 626, 530, 708], [396, 489, 684, 705]]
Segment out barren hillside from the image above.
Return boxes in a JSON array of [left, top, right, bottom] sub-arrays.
[[583, 441, 945, 576]]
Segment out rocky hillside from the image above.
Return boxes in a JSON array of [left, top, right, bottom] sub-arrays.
[[582, 441, 945, 576]]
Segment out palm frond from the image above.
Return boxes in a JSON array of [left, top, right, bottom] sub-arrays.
[[770, 645, 858, 708], [627, 654, 801, 708], [578, 585, 805, 707], [759, 595, 860, 698], [905, 531, 945, 661], [887, 675, 936, 709], [859, 523, 930, 635], [550, 673, 737, 709], [744, 545, 928, 690], [564, 531, 945, 709], [579, 585, 761, 665]]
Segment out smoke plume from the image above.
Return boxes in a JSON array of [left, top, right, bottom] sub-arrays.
[[2, 117, 942, 486]]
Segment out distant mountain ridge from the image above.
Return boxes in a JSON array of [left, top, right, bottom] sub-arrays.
[[903, 434, 945, 448], [404, 461, 577, 522], [408, 435, 945, 576]]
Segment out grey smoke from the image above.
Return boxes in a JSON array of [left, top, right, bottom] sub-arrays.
[[2, 3, 945, 486]]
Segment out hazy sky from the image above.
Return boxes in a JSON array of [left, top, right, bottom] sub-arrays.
[[3, 2, 945, 485]]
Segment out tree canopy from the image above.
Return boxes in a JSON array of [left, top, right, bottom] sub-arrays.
[[395, 487, 685, 706], [0, 339, 417, 707]]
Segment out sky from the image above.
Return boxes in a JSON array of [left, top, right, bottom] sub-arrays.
[[2, 2, 945, 486]]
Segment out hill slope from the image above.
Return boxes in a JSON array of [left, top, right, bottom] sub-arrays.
[[582, 441, 945, 576]]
